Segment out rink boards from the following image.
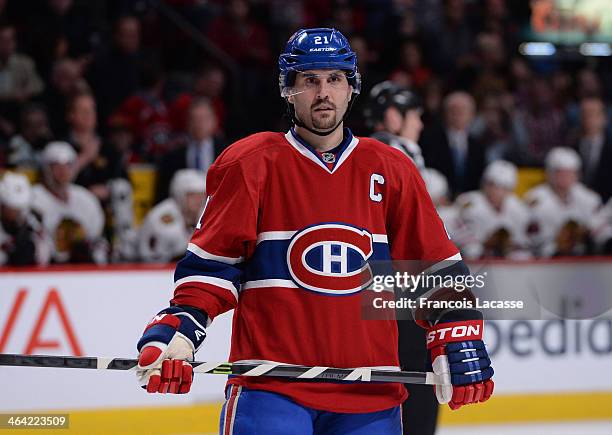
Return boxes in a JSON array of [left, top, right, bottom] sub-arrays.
[[1, 260, 611, 432]]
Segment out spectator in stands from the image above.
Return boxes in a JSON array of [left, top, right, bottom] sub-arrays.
[[516, 77, 567, 166], [104, 113, 138, 262], [525, 147, 602, 257], [157, 98, 225, 201], [570, 96, 612, 202], [169, 64, 227, 132], [207, 0, 272, 68], [31, 141, 107, 264], [0, 172, 51, 266], [6, 103, 53, 169], [41, 58, 89, 137], [64, 92, 104, 193], [420, 91, 485, 196], [22, 0, 99, 80], [470, 31, 509, 99], [87, 15, 143, 123], [112, 61, 171, 160], [471, 91, 527, 163], [0, 22, 44, 106], [139, 169, 206, 263], [422, 166, 468, 247], [423, 0, 476, 75], [455, 160, 531, 259], [389, 39, 432, 91]]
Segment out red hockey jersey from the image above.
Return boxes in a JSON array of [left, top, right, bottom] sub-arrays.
[[171, 128, 461, 413]]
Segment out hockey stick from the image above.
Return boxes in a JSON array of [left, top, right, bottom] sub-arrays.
[[0, 353, 447, 385]]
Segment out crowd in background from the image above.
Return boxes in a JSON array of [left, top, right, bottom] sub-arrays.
[[0, 0, 611, 265]]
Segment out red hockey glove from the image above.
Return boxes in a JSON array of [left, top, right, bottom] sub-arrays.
[[136, 306, 207, 394], [426, 313, 494, 410]]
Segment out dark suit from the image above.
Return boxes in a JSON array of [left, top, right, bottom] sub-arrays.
[[155, 136, 226, 202], [420, 123, 486, 197], [573, 135, 612, 203]]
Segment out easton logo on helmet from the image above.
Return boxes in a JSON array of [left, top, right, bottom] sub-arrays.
[[287, 223, 373, 295]]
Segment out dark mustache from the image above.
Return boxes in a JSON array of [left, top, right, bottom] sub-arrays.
[[312, 102, 336, 110]]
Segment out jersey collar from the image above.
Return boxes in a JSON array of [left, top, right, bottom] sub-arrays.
[[285, 127, 359, 174]]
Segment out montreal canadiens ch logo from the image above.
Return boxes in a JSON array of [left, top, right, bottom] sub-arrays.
[[287, 223, 374, 295]]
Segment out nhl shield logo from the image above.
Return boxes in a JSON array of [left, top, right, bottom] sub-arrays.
[[287, 223, 374, 295], [321, 152, 336, 163]]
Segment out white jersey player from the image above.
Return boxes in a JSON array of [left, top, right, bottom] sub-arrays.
[[589, 198, 612, 253], [525, 147, 602, 257], [0, 172, 51, 265], [31, 142, 107, 264], [455, 160, 531, 259], [421, 167, 468, 245], [138, 169, 206, 262]]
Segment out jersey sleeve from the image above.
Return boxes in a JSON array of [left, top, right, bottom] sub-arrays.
[[171, 159, 259, 321]]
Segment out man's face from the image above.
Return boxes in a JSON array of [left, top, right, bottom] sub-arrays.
[[289, 69, 352, 132], [68, 95, 97, 132], [483, 181, 508, 209], [445, 95, 474, 131], [115, 17, 140, 54], [581, 98, 606, 135], [188, 104, 217, 141], [24, 110, 51, 140], [550, 169, 578, 192], [49, 162, 75, 186], [381, 106, 403, 135], [400, 108, 424, 142]]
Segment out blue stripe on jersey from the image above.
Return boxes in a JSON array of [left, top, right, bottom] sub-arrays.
[[174, 252, 244, 286], [243, 239, 391, 284]]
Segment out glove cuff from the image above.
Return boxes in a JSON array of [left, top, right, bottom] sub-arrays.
[[159, 306, 208, 352]]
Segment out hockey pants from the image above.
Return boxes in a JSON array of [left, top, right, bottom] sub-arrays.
[[219, 385, 402, 435]]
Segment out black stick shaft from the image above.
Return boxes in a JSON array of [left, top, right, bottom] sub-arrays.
[[0, 353, 444, 385]]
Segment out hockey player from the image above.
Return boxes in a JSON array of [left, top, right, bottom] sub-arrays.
[[422, 167, 470, 247], [455, 160, 531, 259], [0, 172, 51, 265], [138, 169, 206, 263], [364, 83, 438, 435], [525, 147, 601, 257], [364, 81, 425, 171], [136, 28, 493, 434], [31, 142, 107, 264], [589, 197, 612, 254]]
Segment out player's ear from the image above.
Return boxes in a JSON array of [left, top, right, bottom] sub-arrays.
[[287, 95, 295, 104]]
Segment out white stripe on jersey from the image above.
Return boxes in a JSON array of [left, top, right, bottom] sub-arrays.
[[256, 231, 389, 244], [174, 275, 239, 302], [256, 231, 297, 243], [242, 279, 298, 290], [188, 243, 244, 264]]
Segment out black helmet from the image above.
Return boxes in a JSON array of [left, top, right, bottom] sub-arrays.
[[363, 81, 422, 129]]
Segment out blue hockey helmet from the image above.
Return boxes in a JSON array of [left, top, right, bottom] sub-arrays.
[[279, 28, 361, 98]]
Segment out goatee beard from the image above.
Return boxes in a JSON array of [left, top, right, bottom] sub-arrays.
[[312, 114, 337, 130]]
